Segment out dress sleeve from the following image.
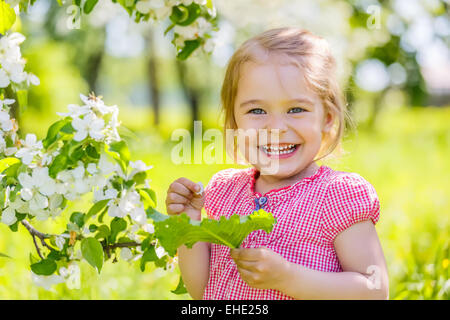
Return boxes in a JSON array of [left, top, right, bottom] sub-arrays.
[[322, 173, 380, 244], [203, 169, 235, 220]]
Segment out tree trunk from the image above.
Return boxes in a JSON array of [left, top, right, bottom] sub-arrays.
[[84, 29, 106, 94], [146, 29, 161, 126], [175, 59, 200, 133]]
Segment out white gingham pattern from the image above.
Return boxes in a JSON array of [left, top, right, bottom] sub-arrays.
[[201, 165, 380, 300]]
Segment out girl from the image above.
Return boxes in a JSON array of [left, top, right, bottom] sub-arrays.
[[165, 27, 389, 300]]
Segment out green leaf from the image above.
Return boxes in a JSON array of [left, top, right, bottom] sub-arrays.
[[47, 249, 62, 261], [0, 1, 16, 34], [140, 245, 158, 272], [138, 188, 157, 208], [169, 5, 189, 24], [85, 199, 110, 221], [30, 259, 57, 276], [109, 217, 127, 243], [0, 252, 11, 259], [60, 122, 75, 134], [48, 153, 68, 178], [43, 118, 71, 148], [149, 209, 277, 256], [97, 206, 108, 223], [95, 225, 110, 240], [171, 276, 188, 295], [29, 253, 39, 264], [3, 162, 21, 177], [83, 0, 98, 14], [170, 4, 200, 26], [109, 140, 130, 164], [132, 171, 147, 185], [177, 39, 201, 60], [117, 126, 138, 141], [0, 157, 20, 173], [140, 236, 152, 251], [70, 211, 85, 228], [85, 144, 99, 160], [81, 237, 104, 273]]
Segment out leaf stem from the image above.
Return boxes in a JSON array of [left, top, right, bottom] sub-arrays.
[[201, 228, 236, 248]]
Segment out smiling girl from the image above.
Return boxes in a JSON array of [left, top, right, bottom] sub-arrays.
[[165, 27, 389, 300]]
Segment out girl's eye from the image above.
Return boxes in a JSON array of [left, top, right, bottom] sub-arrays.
[[248, 108, 266, 114], [288, 107, 306, 113]]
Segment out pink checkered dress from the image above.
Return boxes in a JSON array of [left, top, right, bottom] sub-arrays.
[[202, 165, 380, 300]]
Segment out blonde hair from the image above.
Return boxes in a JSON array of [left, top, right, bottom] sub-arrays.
[[220, 27, 354, 163]]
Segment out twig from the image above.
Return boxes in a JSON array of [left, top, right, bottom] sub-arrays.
[[31, 234, 44, 260], [103, 242, 140, 251], [21, 220, 54, 258], [21, 220, 50, 239]]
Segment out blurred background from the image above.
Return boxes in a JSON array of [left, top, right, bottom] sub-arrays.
[[0, 0, 449, 299]]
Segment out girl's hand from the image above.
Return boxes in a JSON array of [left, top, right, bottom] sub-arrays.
[[230, 246, 290, 290], [165, 177, 204, 221]]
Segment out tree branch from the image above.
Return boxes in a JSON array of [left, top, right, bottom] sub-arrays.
[[21, 220, 54, 257], [103, 242, 139, 251], [21, 220, 50, 239]]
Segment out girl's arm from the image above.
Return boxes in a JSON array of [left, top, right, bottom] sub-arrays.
[[231, 220, 389, 299], [280, 220, 389, 299], [178, 242, 211, 300]]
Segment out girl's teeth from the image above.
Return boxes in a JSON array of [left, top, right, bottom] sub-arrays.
[[261, 144, 298, 155]]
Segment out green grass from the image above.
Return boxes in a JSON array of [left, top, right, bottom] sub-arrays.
[[1, 105, 449, 299]]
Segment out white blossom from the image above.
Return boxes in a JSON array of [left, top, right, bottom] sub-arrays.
[[107, 189, 147, 225], [155, 246, 166, 259], [0, 109, 13, 131], [94, 187, 118, 202], [58, 263, 81, 290], [0, 98, 15, 109], [142, 223, 154, 234], [56, 104, 90, 118], [72, 113, 105, 142], [15, 134, 43, 165], [55, 236, 66, 250], [98, 153, 116, 175], [136, 0, 165, 14], [120, 247, 133, 261], [31, 272, 65, 291], [128, 160, 153, 179], [1, 207, 17, 225], [0, 32, 39, 88]]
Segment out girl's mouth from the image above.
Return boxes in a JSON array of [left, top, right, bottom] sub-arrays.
[[259, 144, 300, 158]]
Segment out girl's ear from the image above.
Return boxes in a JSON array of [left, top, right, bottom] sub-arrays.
[[322, 109, 334, 134]]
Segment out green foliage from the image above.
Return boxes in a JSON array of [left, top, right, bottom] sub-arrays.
[[171, 276, 188, 295], [109, 218, 127, 243], [170, 3, 201, 26], [0, 157, 20, 173], [83, 0, 99, 14], [140, 245, 158, 272], [30, 259, 57, 276], [149, 209, 277, 256], [0, 252, 11, 258], [0, 0, 16, 34], [81, 237, 104, 273]]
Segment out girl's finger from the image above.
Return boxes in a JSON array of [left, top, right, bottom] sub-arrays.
[[167, 192, 189, 204], [231, 247, 262, 262], [169, 181, 192, 198], [167, 203, 185, 215], [177, 177, 201, 194], [234, 259, 259, 272]]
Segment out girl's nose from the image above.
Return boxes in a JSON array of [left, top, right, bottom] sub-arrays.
[[265, 114, 289, 133]]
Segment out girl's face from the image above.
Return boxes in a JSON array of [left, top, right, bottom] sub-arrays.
[[233, 56, 334, 179]]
